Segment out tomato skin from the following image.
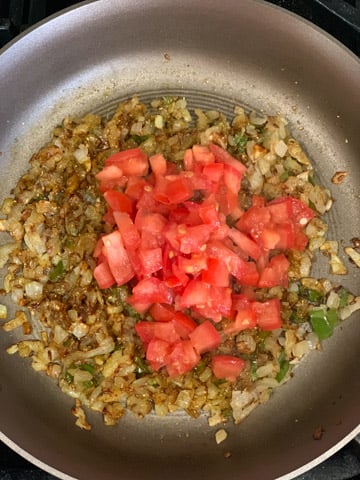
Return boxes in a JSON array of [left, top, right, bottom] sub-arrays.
[[135, 321, 156, 346], [202, 162, 224, 183], [189, 320, 221, 354], [165, 340, 200, 377], [180, 280, 211, 308], [212, 355, 245, 382], [252, 298, 282, 330], [96, 165, 128, 192], [154, 175, 193, 205], [223, 164, 242, 195]]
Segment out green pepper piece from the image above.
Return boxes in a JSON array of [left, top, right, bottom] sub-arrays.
[[233, 134, 248, 153], [79, 363, 95, 375]]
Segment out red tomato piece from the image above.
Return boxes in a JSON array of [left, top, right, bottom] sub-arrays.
[[231, 257, 259, 286], [202, 162, 224, 183], [228, 228, 262, 261], [293, 228, 309, 251], [93, 261, 115, 289], [209, 143, 247, 174], [178, 252, 208, 276], [236, 206, 271, 239], [131, 277, 174, 305], [224, 308, 257, 334], [198, 195, 221, 226], [113, 211, 141, 250], [178, 224, 213, 254], [149, 153, 167, 176], [223, 163, 243, 195], [183, 148, 194, 171], [274, 221, 296, 250], [105, 147, 149, 177], [257, 227, 281, 250], [258, 253, 290, 288], [208, 286, 232, 317], [268, 196, 315, 227], [103, 190, 133, 215], [102, 231, 134, 286], [252, 195, 266, 208], [154, 321, 181, 344], [171, 260, 190, 287], [146, 338, 171, 371], [165, 340, 200, 377], [216, 185, 243, 218], [96, 165, 128, 192], [171, 312, 197, 339], [135, 321, 156, 346], [180, 279, 211, 308], [192, 304, 222, 323], [192, 144, 215, 165], [149, 303, 175, 322], [212, 355, 245, 382], [139, 247, 163, 276], [154, 175, 193, 205], [125, 176, 149, 200], [202, 257, 230, 287], [252, 298, 282, 330], [189, 320, 221, 354]]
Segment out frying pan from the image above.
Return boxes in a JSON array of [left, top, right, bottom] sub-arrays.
[[0, 0, 359, 479]]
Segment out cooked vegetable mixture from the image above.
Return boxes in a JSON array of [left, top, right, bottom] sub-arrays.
[[0, 96, 359, 430]]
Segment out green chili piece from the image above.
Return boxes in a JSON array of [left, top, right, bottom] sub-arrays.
[[310, 308, 339, 340], [49, 260, 64, 282], [339, 288, 350, 308], [134, 355, 150, 376], [276, 351, 290, 382], [130, 134, 150, 145], [64, 371, 74, 384]]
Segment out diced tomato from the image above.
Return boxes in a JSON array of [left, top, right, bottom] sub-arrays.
[[154, 321, 181, 344], [154, 175, 193, 205], [130, 277, 173, 305], [257, 227, 281, 250], [178, 253, 208, 276], [216, 186, 243, 219], [231, 257, 259, 286], [146, 338, 171, 371], [293, 228, 309, 251], [236, 206, 271, 239], [96, 165, 127, 192], [224, 308, 257, 334], [228, 228, 262, 261], [135, 212, 166, 242], [202, 162, 224, 183], [149, 303, 175, 322], [180, 280, 211, 308], [202, 257, 230, 287], [183, 148, 194, 171], [192, 144, 215, 165], [149, 153, 167, 176], [113, 211, 141, 250], [212, 355, 245, 382], [102, 231, 134, 285], [258, 253, 290, 288], [139, 247, 163, 275], [171, 312, 197, 339], [93, 260, 115, 289], [93, 238, 104, 258], [106, 147, 149, 177], [178, 224, 213, 254], [189, 320, 221, 354], [208, 286, 232, 318], [103, 190, 133, 215], [267, 196, 315, 227], [125, 176, 149, 200], [209, 143, 247, 174], [165, 340, 200, 377], [198, 197, 221, 226], [135, 321, 156, 346], [274, 221, 295, 250], [252, 298, 282, 330], [171, 260, 190, 287], [223, 163, 243, 195]]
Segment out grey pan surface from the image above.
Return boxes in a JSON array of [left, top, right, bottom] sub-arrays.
[[0, 0, 359, 479]]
